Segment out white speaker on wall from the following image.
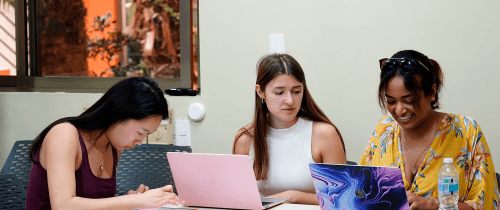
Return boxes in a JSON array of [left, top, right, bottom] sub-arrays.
[[188, 102, 205, 122]]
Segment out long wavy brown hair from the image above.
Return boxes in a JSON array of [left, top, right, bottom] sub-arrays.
[[233, 54, 345, 180]]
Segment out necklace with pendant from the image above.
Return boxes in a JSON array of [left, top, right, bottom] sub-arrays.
[[82, 131, 110, 170], [401, 112, 438, 175], [96, 142, 110, 170]]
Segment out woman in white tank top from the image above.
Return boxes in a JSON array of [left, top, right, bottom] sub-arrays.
[[233, 54, 347, 205]]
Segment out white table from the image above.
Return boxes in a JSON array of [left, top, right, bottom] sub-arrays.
[[159, 203, 320, 210], [270, 203, 321, 210]]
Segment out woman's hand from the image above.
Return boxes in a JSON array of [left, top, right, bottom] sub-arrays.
[[135, 185, 183, 208], [268, 190, 319, 205], [127, 184, 150, 195], [406, 191, 438, 210]]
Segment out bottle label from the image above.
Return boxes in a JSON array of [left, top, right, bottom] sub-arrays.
[[438, 176, 459, 195]]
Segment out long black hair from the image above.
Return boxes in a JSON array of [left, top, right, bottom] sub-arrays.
[[29, 77, 169, 163]]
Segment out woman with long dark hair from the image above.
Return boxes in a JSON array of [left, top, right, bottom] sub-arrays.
[[233, 54, 346, 205], [360, 50, 499, 209], [26, 77, 182, 209]]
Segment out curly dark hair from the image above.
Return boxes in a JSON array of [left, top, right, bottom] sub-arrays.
[[378, 50, 444, 111]]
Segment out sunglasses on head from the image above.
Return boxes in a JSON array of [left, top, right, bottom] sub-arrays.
[[379, 58, 431, 74]]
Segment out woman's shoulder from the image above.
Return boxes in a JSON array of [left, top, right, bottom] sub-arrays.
[[311, 121, 343, 151], [369, 116, 398, 140], [440, 113, 484, 143], [44, 122, 80, 149], [47, 122, 79, 136], [233, 124, 254, 155], [39, 122, 81, 167], [372, 115, 397, 129], [441, 113, 481, 131], [312, 121, 339, 138], [445, 113, 479, 124], [235, 124, 254, 138]]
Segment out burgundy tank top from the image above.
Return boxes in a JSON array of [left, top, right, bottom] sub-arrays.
[[26, 131, 118, 209]]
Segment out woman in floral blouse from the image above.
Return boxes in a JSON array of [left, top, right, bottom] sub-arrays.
[[359, 50, 499, 210]]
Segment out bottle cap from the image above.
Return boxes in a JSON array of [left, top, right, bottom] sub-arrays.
[[443, 158, 453, 163]]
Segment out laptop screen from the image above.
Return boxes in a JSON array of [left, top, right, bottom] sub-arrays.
[[309, 163, 409, 210], [167, 152, 284, 209]]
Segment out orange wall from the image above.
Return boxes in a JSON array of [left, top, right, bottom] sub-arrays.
[[0, 70, 9, 75], [83, 0, 119, 77]]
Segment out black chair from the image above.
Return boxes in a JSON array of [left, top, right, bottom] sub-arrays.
[[496, 172, 500, 192], [115, 144, 192, 196], [1, 140, 33, 190], [346, 161, 357, 165], [0, 174, 27, 209]]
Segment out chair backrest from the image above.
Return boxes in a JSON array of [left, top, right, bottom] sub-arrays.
[[115, 144, 192, 196], [1, 140, 33, 189], [0, 174, 27, 209], [497, 172, 500, 192]]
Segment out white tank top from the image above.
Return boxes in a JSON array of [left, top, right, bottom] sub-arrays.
[[250, 117, 316, 196]]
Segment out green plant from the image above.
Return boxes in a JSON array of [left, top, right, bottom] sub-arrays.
[[87, 12, 151, 77], [162, 5, 179, 25], [1, 0, 13, 5], [1, 0, 14, 10]]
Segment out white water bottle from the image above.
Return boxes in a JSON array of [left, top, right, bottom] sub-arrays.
[[438, 158, 459, 210]]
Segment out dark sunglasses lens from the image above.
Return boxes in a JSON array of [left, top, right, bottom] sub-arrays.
[[400, 60, 416, 72], [381, 60, 397, 72]]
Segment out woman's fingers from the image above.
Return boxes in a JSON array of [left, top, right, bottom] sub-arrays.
[[142, 186, 181, 204], [160, 185, 174, 193], [136, 184, 147, 193], [139, 188, 184, 208], [160, 191, 183, 205], [169, 193, 184, 204]]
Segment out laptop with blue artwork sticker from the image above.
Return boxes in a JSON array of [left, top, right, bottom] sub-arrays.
[[309, 163, 409, 210]]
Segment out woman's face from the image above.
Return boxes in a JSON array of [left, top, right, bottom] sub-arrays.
[[106, 115, 163, 150], [256, 74, 304, 129], [385, 76, 435, 131]]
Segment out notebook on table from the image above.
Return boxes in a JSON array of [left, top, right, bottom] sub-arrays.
[[309, 163, 409, 210], [167, 152, 287, 210]]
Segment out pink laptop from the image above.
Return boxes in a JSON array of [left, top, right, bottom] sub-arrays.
[[167, 153, 287, 210]]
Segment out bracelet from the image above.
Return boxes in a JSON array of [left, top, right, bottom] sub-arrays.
[[430, 197, 440, 209]]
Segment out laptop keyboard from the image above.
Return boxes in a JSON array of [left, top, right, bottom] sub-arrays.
[[262, 201, 273, 206]]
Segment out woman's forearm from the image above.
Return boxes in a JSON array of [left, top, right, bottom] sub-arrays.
[[53, 194, 142, 210], [267, 190, 319, 205], [458, 202, 474, 210], [288, 192, 319, 205]]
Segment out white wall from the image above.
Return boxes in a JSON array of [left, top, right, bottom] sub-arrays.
[[0, 93, 209, 169], [1, 0, 499, 171]]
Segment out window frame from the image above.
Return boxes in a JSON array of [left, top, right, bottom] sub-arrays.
[[0, 0, 24, 90], [0, 0, 198, 93]]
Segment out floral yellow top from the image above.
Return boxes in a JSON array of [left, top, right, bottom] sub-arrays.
[[359, 114, 499, 210]]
